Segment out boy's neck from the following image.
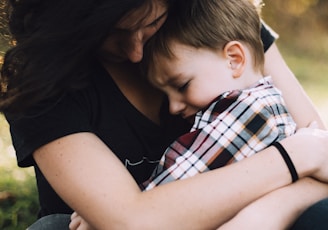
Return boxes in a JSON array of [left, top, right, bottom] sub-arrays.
[[238, 66, 265, 90]]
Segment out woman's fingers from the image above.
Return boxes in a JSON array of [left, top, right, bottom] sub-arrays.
[[308, 121, 319, 128]]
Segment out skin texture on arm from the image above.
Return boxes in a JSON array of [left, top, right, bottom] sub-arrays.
[[33, 128, 328, 230], [71, 178, 328, 230], [264, 43, 326, 129], [218, 177, 328, 230]]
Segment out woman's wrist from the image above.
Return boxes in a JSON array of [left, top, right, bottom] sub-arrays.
[[271, 142, 299, 183], [278, 133, 323, 180]]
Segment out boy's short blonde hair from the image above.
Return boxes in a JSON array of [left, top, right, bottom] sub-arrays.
[[144, 0, 264, 76]]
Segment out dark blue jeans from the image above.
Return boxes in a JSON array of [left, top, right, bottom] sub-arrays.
[[27, 214, 71, 230], [27, 198, 328, 229]]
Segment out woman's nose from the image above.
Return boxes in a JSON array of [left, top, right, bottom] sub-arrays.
[[125, 31, 144, 63]]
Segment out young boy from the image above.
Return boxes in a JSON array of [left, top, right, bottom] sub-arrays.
[[140, 0, 297, 190]]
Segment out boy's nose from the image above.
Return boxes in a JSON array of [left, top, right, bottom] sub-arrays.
[[169, 99, 186, 115]]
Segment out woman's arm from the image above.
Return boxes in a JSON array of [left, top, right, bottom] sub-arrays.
[[216, 43, 328, 230], [218, 177, 328, 230], [33, 127, 328, 230], [264, 43, 326, 129]]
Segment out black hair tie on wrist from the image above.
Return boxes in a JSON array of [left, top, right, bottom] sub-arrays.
[[271, 142, 299, 183]]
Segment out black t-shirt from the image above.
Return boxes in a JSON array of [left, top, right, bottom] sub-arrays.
[[5, 24, 277, 217]]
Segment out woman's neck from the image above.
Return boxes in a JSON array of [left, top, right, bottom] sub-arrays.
[[103, 61, 164, 125]]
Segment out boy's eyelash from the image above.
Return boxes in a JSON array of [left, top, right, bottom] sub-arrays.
[[178, 82, 189, 92]]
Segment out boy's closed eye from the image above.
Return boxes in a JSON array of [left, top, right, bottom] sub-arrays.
[[177, 81, 190, 93]]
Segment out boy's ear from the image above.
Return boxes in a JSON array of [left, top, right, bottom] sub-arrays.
[[223, 41, 246, 78]]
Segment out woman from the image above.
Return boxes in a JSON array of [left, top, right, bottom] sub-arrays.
[[1, 0, 328, 229]]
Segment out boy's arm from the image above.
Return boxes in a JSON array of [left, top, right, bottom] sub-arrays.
[[218, 178, 328, 230]]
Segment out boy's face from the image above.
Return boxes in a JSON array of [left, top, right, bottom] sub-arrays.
[[149, 42, 237, 119]]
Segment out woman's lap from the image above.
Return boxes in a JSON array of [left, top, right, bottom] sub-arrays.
[[26, 198, 328, 229]]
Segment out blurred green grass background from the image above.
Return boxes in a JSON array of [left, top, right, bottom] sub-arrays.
[[1, 0, 328, 229]]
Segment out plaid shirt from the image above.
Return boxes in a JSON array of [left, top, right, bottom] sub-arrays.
[[142, 76, 296, 190]]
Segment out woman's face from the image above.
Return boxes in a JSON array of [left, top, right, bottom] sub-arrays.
[[101, 0, 168, 63]]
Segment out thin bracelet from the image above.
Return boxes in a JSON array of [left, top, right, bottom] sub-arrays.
[[271, 142, 299, 183]]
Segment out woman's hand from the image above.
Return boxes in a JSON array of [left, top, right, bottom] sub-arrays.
[[290, 121, 328, 182], [69, 212, 95, 230]]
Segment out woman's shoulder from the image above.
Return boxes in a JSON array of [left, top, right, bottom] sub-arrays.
[[4, 63, 117, 167]]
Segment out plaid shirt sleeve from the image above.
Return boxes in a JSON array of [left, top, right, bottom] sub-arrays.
[[141, 80, 296, 191]]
